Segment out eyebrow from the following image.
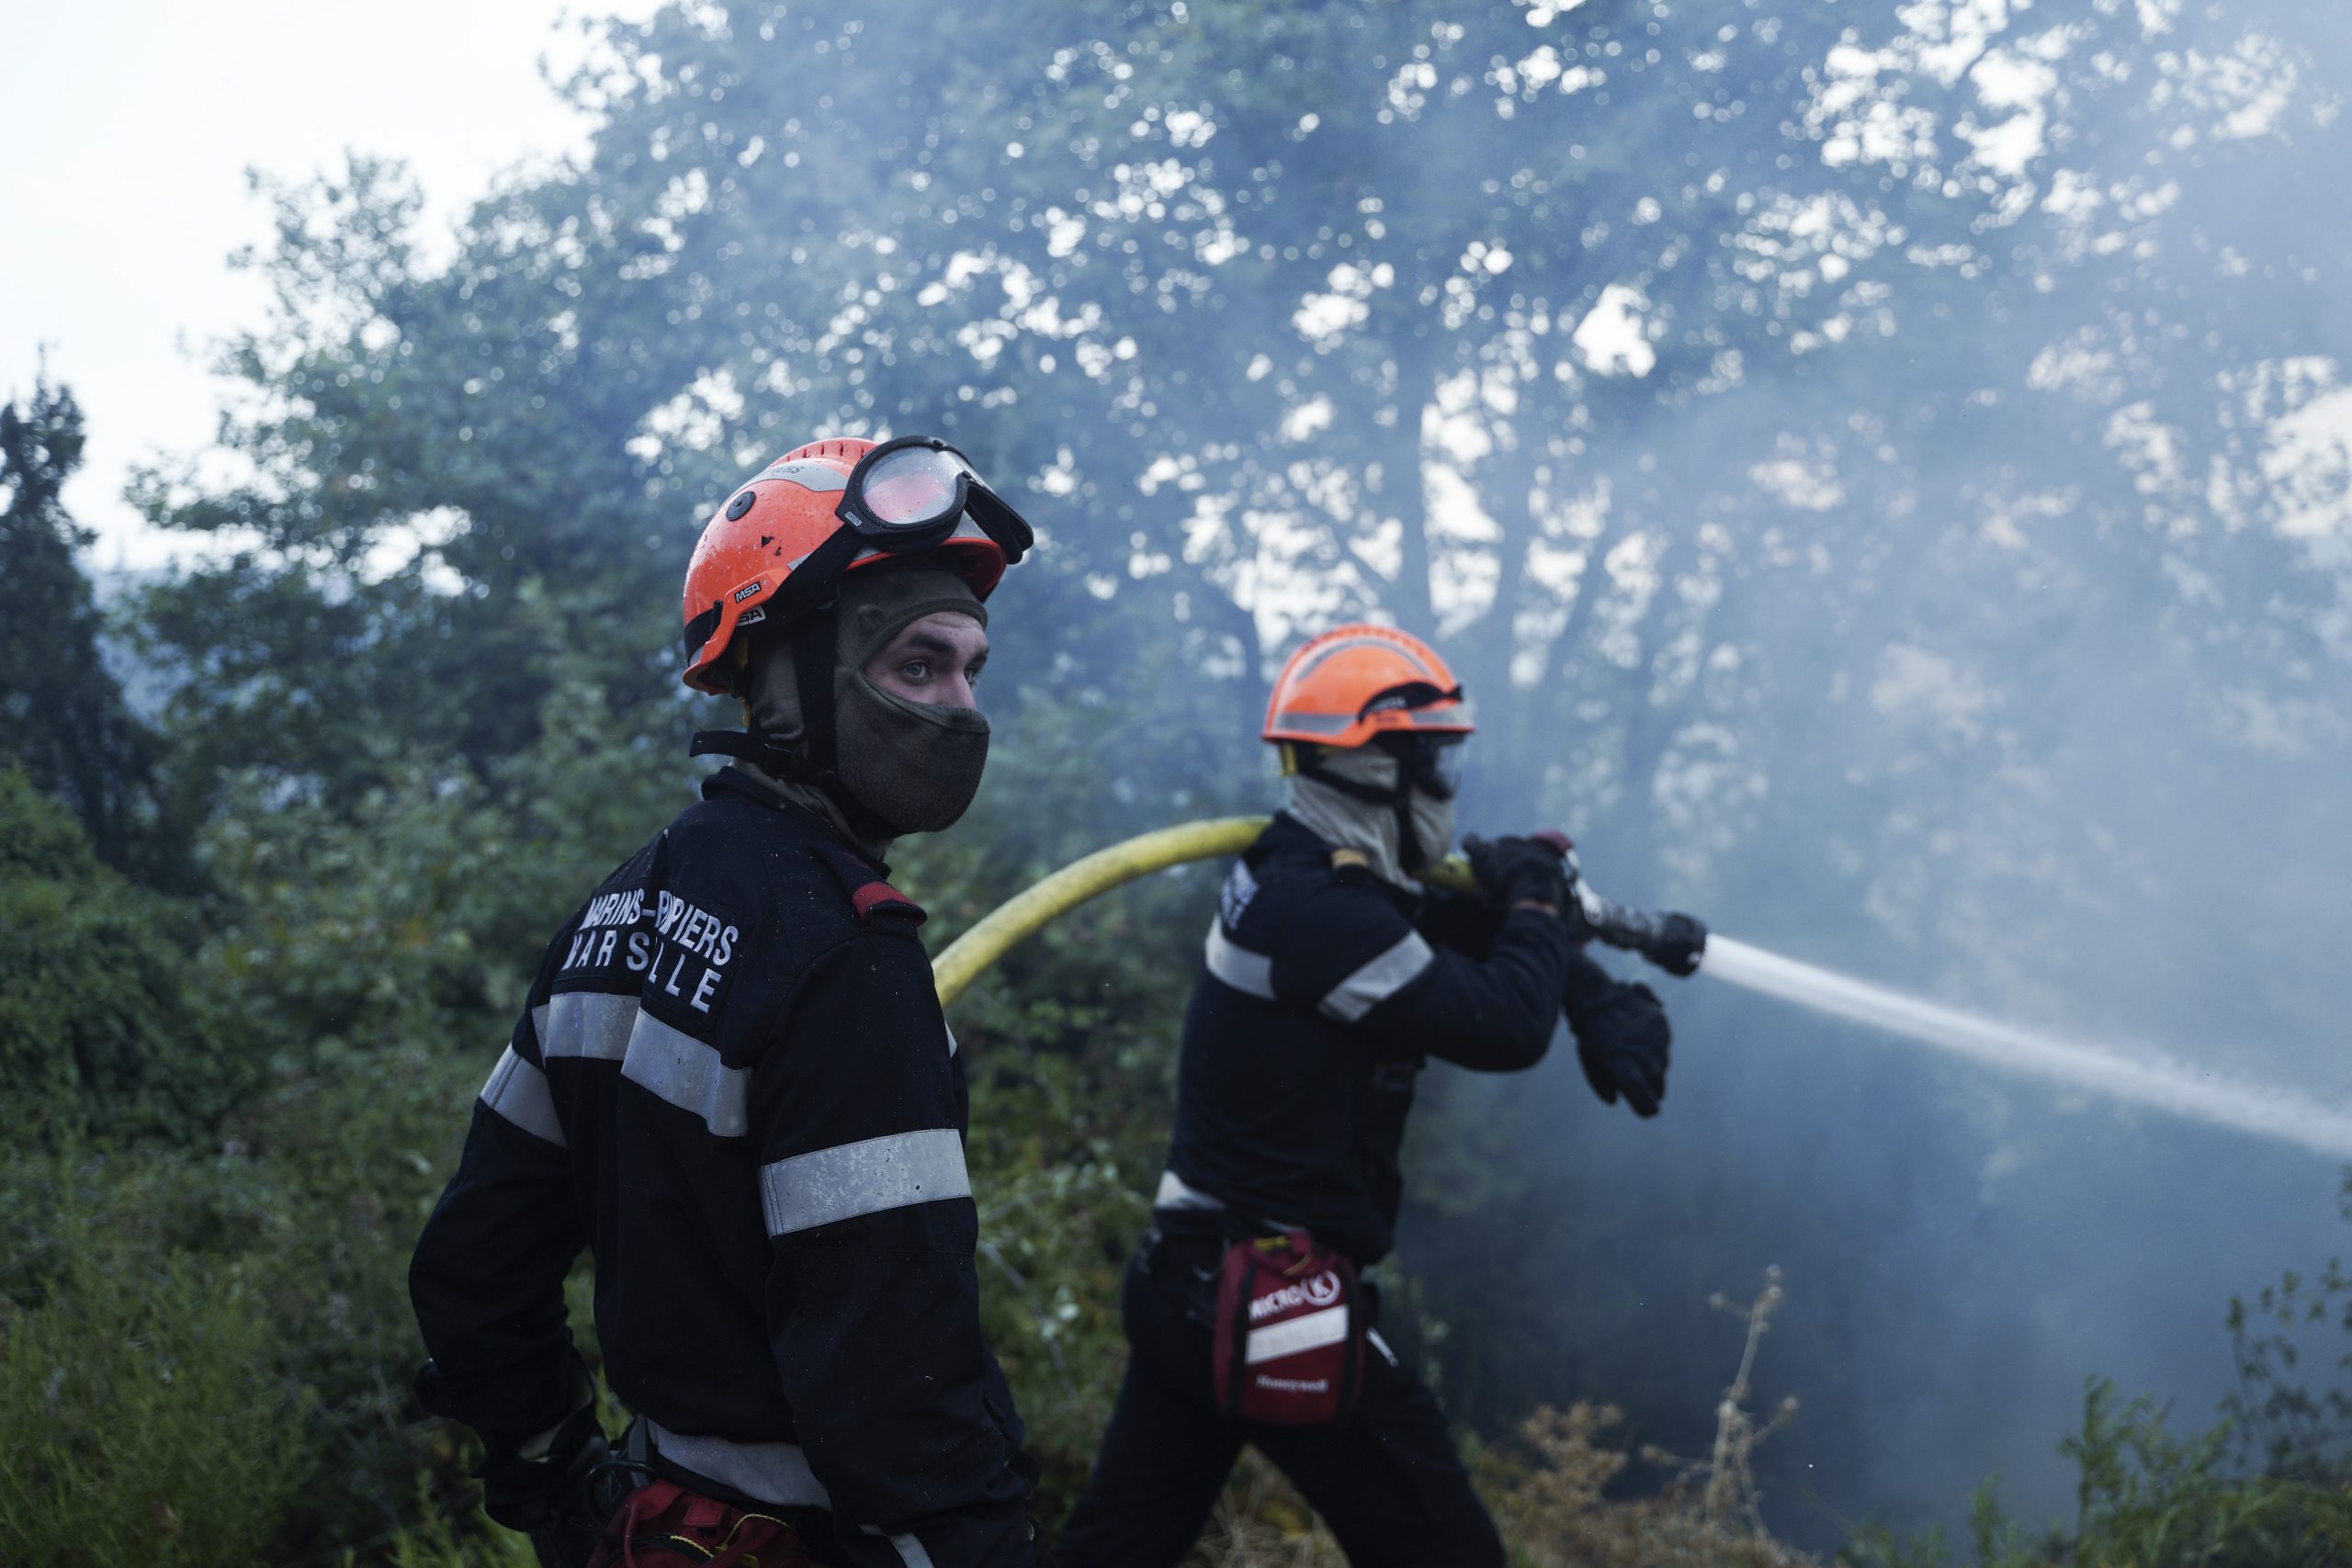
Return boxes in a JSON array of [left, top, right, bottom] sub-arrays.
[[898, 629, 986, 660]]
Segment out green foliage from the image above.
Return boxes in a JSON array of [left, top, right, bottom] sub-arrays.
[[0, 378, 184, 886], [194, 673, 689, 1075], [0, 768, 243, 1145], [0, 1174, 307, 1566], [2222, 1172, 2352, 1482], [0, 678, 685, 1560], [0, 1057, 480, 1559], [380, 1501, 540, 1568], [1842, 1380, 2352, 1568]]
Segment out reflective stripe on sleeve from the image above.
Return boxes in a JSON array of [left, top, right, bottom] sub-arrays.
[[645, 1419, 831, 1508], [479, 1046, 566, 1146], [1245, 1303, 1351, 1365], [621, 1010, 750, 1138], [760, 1128, 971, 1237], [1318, 930, 1435, 1022], [1204, 921, 1276, 999], [539, 990, 638, 1061]]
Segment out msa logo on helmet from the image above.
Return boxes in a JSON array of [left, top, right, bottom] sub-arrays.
[[731, 580, 764, 604]]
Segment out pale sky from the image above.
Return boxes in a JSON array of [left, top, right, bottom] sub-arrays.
[[0, 0, 656, 570]]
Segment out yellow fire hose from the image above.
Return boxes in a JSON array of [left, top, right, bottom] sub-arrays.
[[931, 816, 1476, 1006]]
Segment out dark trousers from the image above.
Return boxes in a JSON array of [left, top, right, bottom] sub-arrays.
[[1056, 1233, 1505, 1568]]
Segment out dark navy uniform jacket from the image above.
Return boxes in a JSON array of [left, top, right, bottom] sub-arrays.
[[1159, 813, 1582, 1266], [410, 766, 1034, 1568]]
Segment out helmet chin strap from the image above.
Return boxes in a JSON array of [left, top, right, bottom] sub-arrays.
[[688, 601, 899, 849], [1295, 752, 1431, 874]]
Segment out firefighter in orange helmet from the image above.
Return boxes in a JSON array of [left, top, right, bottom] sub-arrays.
[[413, 437, 1045, 1566], [1057, 624, 1681, 1568], [679, 435, 1033, 845]]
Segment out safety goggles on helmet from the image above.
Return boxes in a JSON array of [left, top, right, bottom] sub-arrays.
[[754, 435, 1035, 631], [836, 435, 1035, 558]]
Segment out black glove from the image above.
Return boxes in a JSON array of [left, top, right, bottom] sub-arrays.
[[1640, 912, 1708, 977], [1463, 834, 1570, 912], [1566, 976, 1671, 1118], [480, 1402, 616, 1567]]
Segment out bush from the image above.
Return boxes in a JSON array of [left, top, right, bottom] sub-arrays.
[[1480, 1271, 1814, 1568], [0, 1183, 307, 1564], [1842, 1379, 2352, 1568], [0, 1036, 527, 1563], [0, 768, 243, 1145]]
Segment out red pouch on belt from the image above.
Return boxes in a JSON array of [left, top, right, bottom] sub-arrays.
[[1209, 1230, 1364, 1425], [585, 1479, 808, 1568]]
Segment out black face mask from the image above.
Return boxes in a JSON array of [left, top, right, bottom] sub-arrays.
[[825, 568, 993, 836], [832, 671, 990, 834]]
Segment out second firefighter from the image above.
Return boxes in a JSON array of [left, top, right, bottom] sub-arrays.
[[1056, 623, 1694, 1568]]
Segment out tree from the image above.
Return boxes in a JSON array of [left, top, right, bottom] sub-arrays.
[[0, 377, 181, 883]]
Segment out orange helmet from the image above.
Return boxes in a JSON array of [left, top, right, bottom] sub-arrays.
[[682, 435, 1029, 694], [1262, 624, 1474, 748]]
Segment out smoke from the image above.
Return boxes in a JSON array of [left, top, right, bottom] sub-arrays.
[[1364, 0, 2352, 1547]]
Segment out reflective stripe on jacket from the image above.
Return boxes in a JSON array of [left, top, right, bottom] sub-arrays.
[[1162, 812, 1578, 1265]]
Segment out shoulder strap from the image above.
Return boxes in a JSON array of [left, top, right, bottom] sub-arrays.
[[805, 836, 928, 929]]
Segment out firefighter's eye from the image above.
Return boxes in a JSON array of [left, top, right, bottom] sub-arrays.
[[901, 659, 931, 681]]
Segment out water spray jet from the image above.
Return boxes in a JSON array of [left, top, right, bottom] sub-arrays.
[[1698, 935, 2352, 1160], [933, 818, 2352, 1161]]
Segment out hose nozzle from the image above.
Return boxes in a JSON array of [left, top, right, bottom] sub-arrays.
[[1424, 835, 1707, 976]]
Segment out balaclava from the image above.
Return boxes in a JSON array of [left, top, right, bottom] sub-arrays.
[[832, 567, 991, 834], [741, 564, 989, 851], [1282, 744, 1457, 891]]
